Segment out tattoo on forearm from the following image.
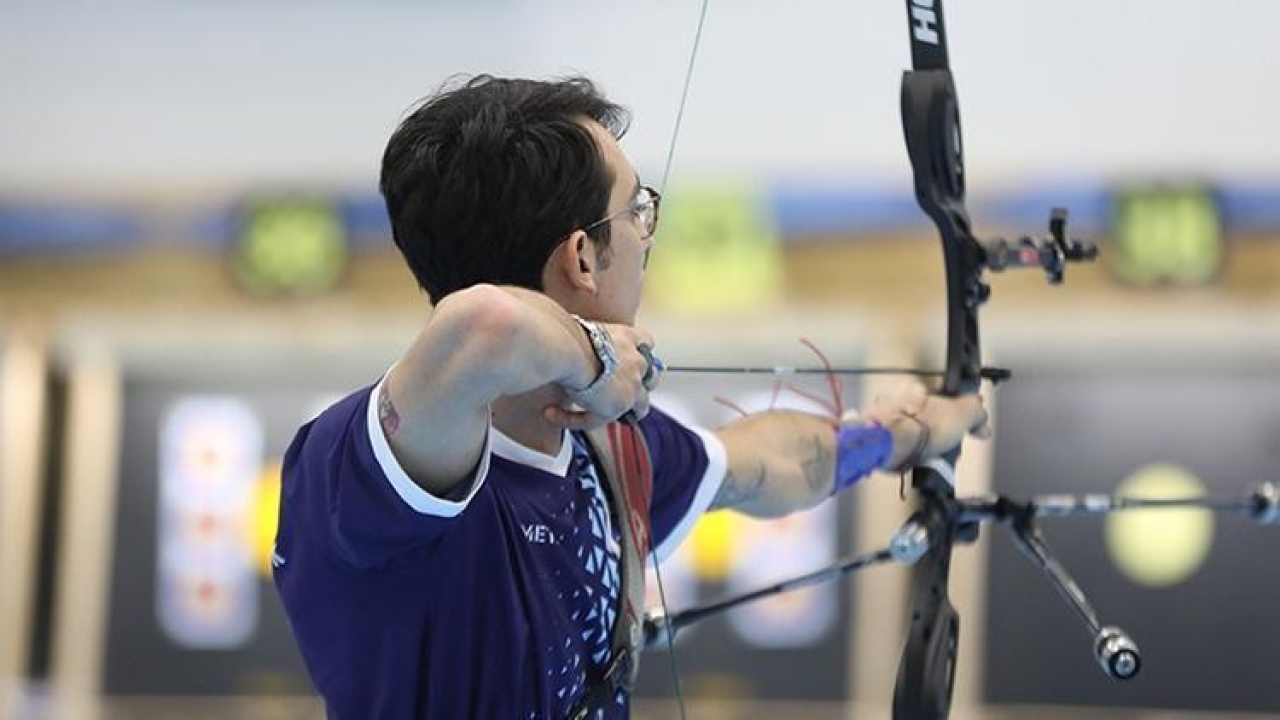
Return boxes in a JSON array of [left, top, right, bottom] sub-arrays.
[[378, 385, 401, 437], [712, 459, 767, 510], [800, 433, 834, 495]]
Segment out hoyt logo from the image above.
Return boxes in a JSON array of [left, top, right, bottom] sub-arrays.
[[910, 0, 940, 45]]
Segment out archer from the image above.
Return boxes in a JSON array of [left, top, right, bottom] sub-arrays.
[[271, 75, 989, 719]]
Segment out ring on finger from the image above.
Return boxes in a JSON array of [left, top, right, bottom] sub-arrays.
[[636, 344, 665, 392]]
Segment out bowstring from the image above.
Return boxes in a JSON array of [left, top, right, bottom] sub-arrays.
[[649, 1, 710, 716], [658, 0, 709, 198], [646, 482, 687, 720]]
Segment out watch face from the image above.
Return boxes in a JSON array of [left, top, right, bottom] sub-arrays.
[[572, 316, 618, 393], [593, 324, 619, 374]]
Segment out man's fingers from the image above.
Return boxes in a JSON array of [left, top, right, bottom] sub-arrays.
[[960, 395, 993, 439], [544, 405, 606, 430], [544, 402, 649, 430], [617, 392, 651, 423], [609, 324, 655, 354], [629, 398, 651, 421], [628, 326, 656, 350]]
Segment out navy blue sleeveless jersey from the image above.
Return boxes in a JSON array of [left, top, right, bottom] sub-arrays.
[[272, 378, 725, 719]]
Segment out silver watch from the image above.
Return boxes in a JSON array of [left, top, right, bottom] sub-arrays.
[[570, 314, 618, 394]]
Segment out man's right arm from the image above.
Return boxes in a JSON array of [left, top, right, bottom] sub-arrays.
[[378, 284, 651, 498]]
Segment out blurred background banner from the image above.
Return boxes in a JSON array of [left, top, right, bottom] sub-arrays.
[[1, 1, 1278, 719]]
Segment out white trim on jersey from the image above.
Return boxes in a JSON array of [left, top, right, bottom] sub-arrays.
[[365, 376, 492, 518], [490, 427, 574, 477], [652, 426, 727, 563]]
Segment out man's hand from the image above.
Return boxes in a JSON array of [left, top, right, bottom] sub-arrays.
[[544, 323, 656, 430], [859, 383, 991, 471]]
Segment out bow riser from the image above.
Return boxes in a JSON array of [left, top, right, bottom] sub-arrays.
[[894, 0, 984, 715]]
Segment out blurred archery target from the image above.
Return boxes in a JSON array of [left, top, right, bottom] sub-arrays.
[[1105, 463, 1213, 588], [725, 505, 838, 648], [157, 396, 262, 649]]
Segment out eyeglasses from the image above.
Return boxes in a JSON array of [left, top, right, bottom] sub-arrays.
[[582, 185, 661, 240]]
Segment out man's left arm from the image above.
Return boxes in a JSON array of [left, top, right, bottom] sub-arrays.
[[710, 394, 988, 518]]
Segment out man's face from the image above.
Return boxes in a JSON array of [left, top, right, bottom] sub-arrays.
[[580, 120, 655, 326]]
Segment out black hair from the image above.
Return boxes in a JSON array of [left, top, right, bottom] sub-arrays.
[[379, 75, 631, 303]]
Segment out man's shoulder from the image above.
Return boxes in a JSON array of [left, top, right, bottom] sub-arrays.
[[638, 404, 694, 434], [283, 382, 379, 481], [299, 383, 377, 441], [637, 404, 706, 452]]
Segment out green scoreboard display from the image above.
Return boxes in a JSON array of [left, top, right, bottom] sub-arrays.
[[1110, 185, 1223, 286], [232, 197, 348, 296]]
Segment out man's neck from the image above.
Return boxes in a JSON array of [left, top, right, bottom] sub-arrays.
[[491, 386, 569, 456]]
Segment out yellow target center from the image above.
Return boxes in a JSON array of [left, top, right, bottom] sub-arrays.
[[1105, 463, 1213, 588]]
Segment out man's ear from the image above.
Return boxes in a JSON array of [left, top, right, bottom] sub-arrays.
[[543, 229, 599, 296]]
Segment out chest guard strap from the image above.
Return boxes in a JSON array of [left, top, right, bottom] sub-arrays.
[[567, 421, 653, 719]]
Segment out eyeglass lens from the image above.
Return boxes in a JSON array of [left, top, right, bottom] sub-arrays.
[[637, 188, 659, 238]]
